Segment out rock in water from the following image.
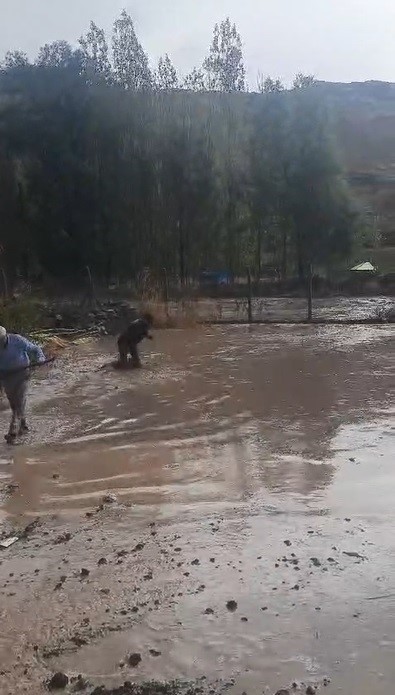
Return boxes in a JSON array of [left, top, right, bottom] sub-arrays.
[[128, 653, 142, 667], [226, 600, 238, 612], [103, 493, 117, 504], [48, 672, 69, 690]]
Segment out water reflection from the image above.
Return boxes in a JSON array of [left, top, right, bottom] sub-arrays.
[[1, 325, 393, 518]]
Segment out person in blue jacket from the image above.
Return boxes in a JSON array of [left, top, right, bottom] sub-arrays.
[[0, 325, 46, 443]]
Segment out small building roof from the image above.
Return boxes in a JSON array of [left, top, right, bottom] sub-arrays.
[[350, 261, 376, 271]]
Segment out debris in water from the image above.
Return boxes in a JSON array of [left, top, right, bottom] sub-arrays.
[[103, 493, 118, 504], [343, 551, 366, 560], [21, 518, 40, 538], [73, 674, 89, 691], [132, 543, 145, 552], [54, 533, 71, 544], [48, 672, 69, 690], [149, 649, 161, 657], [0, 536, 18, 549], [128, 653, 142, 667], [226, 600, 238, 612]]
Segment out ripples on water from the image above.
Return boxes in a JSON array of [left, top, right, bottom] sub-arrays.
[[1, 323, 393, 520]]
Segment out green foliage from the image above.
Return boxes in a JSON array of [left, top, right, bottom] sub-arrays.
[[2, 50, 29, 70], [0, 299, 43, 334], [79, 22, 112, 85], [203, 18, 245, 92], [36, 41, 76, 69], [112, 10, 152, 90], [0, 14, 359, 288], [155, 54, 179, 91]]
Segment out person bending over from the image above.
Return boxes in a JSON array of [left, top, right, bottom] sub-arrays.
[[117, 312, 154, 369]]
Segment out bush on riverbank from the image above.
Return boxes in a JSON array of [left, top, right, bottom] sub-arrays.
[[0, 298, 44, 334]]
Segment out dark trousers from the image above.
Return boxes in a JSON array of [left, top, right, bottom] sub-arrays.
[[117, 339, 141, 368], [0, 371, 30, 435]]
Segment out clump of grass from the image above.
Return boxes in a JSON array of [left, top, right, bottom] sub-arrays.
[[373, 303, 395, 323], [31, 333, 70, 356], [136, 273, 199, 328], [0, 298, 44, 335], [141, 298, 199, 328]]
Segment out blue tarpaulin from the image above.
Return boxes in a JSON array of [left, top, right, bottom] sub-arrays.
[[199, 271, 232, 286]]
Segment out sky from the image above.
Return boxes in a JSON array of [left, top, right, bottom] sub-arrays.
[[1, 0, 395, 86]]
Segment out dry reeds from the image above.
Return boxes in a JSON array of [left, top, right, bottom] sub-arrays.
[[136, 270, 199, 328]]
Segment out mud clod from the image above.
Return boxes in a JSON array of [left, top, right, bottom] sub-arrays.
[[48, 672, 69, 690], [54, 533, 71, 544], [133, 543, 145, 552], [127, 653, 142, 668], [226, 600, 238, 612]]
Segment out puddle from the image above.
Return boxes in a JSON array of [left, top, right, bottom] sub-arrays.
[[0, 324, 394, 694]]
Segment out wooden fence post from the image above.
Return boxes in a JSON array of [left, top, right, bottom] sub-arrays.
[[163, 267, 169, 318], [1, 268, 8, 299], [247, 267, 253, 323], [307, 263, 313, 322]]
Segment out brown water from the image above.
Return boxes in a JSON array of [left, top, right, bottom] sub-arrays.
[[186, 295, 394, 322], [0, 325, 394, 694]]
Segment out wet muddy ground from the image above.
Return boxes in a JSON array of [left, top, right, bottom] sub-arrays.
[[0, 324, 394, 695], [179, 295, 393, 323]]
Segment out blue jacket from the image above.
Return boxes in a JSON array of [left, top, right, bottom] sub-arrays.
[[0, 334, 45, 373]]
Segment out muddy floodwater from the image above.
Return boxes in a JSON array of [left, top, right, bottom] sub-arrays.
[[0, 324, 394, 695]]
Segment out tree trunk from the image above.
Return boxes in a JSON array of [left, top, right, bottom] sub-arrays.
[[307, 263, 313, 322], [178, 219, 185, 286], [256, 228, 262, 281], [247, 267, 253, 322], [281, 227, 287, 280], [105, 253, 112, 287]]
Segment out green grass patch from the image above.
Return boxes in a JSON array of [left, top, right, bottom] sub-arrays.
[[369, 246, 395, 274], [0, 298, 44, 335]]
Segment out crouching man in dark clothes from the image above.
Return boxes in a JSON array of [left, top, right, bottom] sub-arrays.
[[0, 325, 46, 443], [117, 312, 154, 369]]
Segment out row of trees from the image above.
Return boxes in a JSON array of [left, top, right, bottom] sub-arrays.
[[0, 15, 361, 289], [2, 13, 310, 94]]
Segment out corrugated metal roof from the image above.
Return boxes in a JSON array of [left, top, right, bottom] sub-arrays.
[[350, 261, 376, 271]]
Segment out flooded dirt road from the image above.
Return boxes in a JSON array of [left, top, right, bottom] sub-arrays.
[[0, 325, 394, 695]]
